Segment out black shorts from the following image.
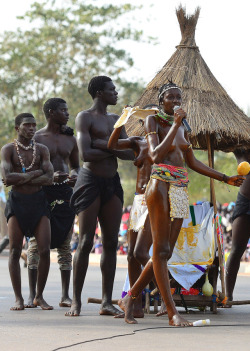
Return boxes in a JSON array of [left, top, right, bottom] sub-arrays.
[[70, 167, 123, 215], [43, 183, 75, 249], [5, 189, 50, 238], [232, 192, 250, 222]]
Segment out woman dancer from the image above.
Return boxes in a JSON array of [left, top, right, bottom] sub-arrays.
[[118, 81, 244, 326]]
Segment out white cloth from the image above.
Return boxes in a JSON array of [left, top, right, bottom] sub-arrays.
[[168, 203, 215, 289], [122, 202, 216, 293], [128, 194, 148, 232]]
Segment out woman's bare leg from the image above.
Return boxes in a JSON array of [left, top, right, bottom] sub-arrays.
[[146, 179, 191, 326], [133, 215, 153, 317], [118, 260, 154, 324]]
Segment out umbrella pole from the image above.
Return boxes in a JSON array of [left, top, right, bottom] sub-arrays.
[[206, 135, 226, 295]]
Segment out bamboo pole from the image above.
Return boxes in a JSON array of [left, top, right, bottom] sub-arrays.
[[207, 134, 225, 295]]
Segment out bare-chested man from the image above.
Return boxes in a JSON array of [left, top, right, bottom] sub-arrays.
[[226, 148, 250, 302], [26, 98, 80, 308], [65, 76, 134, 317], [1, 113, 54, 310]]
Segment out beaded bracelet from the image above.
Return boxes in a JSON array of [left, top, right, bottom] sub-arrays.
[[53, 178, 69, 185], [145, 131, 157, 139], [221, 174, 227, 183]]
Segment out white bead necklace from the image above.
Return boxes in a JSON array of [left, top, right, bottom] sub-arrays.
[[14, 139, 37, 173]]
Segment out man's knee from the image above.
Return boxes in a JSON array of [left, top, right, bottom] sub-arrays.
[[102, 237, 118, 252], [229, 245, 246, 260], [9, 247, 22, 260], [77, 237, 94, 254], [38, 246, 50, 259]]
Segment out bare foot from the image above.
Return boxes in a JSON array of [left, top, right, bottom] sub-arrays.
[[133, 307, 144, 318], [221, 300, 232, 308], [65, 301, 81, 316], [59, 297, 72, 307], [33, 297, 53, 310], [118, 296, 138, 324], [24, 296, 37, 308], [133, 296, 144, 318], [169, 313, 192, 327], [99, 302, 123, 316], [156, 300, 167, 317], [10, 298, 25, 311]]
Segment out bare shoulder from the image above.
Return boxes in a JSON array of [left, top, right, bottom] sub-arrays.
[[35, 127, 47, 136], [36, 142, 50, 154], [76, 109, 93, 120], [145, 114, 157, 128], [108, 112, 120, 122], [75, 109, 93, 129], [1, 142, 14, 154]]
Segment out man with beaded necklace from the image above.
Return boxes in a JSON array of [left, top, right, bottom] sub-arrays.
[[26, 98, 80, 309], [1, 112, 54, 310]]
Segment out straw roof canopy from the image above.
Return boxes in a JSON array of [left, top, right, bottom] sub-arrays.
[[126, 6, 250, 152]]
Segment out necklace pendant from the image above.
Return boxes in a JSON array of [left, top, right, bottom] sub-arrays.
[[22, 167, 26, 173]]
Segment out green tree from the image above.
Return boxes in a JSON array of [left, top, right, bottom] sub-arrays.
[[188, 150, 239, 205], [0, 0, 145, 134]]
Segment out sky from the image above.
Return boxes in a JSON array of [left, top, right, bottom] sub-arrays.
[[0, 0, 250, 113]]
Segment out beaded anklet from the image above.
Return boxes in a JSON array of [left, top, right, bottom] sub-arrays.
[[127, 290, 137, 300]]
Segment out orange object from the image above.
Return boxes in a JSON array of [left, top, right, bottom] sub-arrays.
[[237, 161, 250, 175]]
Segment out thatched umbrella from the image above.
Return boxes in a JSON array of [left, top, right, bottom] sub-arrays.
[[126, 6, 250, 153]]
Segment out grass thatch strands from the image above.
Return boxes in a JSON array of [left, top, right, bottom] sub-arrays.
[[126, 5, 250, 152]]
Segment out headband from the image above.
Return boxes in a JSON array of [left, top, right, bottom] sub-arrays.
[[158, 86, 182, 101]]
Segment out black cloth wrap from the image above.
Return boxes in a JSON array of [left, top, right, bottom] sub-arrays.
[[5, 189, 50, 238], [70, 167, 124, 215], [43, 183, 75, 249], [232, 192, 250, 222]]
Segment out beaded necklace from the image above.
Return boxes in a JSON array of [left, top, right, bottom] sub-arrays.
[[156, 112, 174, 126], [14, 139, 37, 173]]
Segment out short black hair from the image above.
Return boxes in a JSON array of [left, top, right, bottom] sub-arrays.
[[88, 76, 112, 99], [43, 98, 67, 119], [15, 113, 35, 126]]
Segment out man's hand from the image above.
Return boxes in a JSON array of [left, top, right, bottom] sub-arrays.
[[67, 175, 78, 187], [227, 175, 245, 187], [53, 171, 69, 183]]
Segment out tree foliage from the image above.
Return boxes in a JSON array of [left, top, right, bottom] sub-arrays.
[[0, 0, 144, 132], [0, 0, 244, 207]]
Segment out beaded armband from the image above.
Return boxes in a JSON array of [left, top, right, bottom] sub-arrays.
[[145, 131, 157, 139]]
